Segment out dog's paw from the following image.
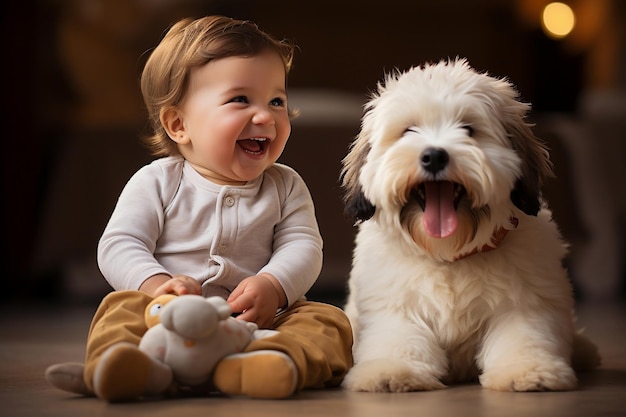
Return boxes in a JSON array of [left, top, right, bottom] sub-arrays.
[[480, 359, 577, 391], [342, 359, 445, 392]]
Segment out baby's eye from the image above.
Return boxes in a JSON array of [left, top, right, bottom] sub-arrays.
[[229, 96, 249, 104], [270, 97, 285, 107]]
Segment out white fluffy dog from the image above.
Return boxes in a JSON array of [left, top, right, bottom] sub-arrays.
[[340, 59, 600, 392]]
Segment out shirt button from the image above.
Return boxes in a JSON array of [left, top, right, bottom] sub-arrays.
[[220, 244, 227, 252], [224, 196, 235, 207]]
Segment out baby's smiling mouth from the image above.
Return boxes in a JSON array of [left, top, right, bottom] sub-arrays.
[[237, 137, 268, 155]]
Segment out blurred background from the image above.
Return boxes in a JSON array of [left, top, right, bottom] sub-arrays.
[[2, 0, 624, 307]]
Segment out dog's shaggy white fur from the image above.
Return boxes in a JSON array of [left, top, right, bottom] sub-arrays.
[[340, 59, 600, 392]]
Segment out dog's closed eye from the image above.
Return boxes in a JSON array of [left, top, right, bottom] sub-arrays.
[[462, 125, 474, 137]]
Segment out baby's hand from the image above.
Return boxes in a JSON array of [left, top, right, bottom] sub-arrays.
[[228, 273, 286, 329], [140, 274, 202, 297]]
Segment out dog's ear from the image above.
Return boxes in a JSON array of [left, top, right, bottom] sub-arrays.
[[340, 134, 376, 223], [343, 188, 376, 223], [506, 115, 554, 216], [511, 178, 541, 216]]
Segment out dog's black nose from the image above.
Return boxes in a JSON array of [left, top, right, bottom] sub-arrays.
[[421, 148, 449, 173]]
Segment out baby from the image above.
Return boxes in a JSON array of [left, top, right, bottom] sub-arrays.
[[46, 15, 353, 401]]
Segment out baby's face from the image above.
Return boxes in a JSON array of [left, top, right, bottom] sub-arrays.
[[170, 50, 291, 185]]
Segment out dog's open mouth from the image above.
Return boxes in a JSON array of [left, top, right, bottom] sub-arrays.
[[237, 138, 268, 155], [411, 181, 466, 238]]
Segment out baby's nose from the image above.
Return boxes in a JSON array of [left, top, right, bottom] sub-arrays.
[[252, 108, 274, 125]]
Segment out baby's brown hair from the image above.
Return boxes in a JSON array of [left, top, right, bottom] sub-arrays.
[[140, 15, 296, 157]]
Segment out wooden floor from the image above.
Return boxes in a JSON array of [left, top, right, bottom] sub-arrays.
[[1, 300, 625, 417]]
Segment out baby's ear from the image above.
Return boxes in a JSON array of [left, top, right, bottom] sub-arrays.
[[160, 107, 190, 144]]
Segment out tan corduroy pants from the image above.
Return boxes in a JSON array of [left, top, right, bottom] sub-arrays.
[[83, 290, 353, 393]]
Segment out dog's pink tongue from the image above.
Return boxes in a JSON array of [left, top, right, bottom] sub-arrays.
[[423, 181, 458, 238]]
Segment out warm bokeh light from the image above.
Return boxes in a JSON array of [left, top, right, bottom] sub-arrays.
[[542, 2, 576, 39]]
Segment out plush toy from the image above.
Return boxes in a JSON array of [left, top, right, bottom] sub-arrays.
[[139, 294, 259, 387], [44, 293, 267, 398]]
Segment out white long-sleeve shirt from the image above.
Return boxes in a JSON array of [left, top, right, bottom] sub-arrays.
[[97, 156, 323, 306]]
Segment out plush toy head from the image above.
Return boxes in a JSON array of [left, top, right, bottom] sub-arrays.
[[139, 294, 258, 386], [144, 294, 177, 328]]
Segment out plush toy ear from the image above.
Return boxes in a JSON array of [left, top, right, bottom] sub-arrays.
[[206, 296, 232, 320], [341, 133, 376, 223]]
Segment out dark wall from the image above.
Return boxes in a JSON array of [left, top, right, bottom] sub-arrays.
[[2, 0, 624, 304]]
